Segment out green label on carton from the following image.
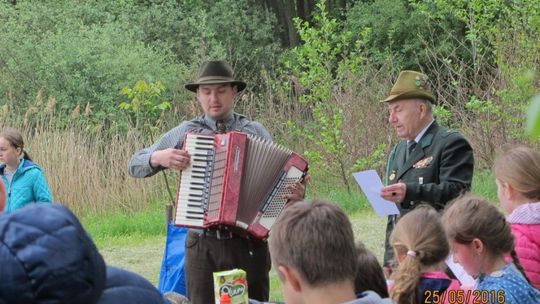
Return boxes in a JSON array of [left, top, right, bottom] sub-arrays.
[[213, 269, 249, 304]]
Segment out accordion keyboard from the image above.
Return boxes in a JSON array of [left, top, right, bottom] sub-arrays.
[[174, 134, 215, 228], [173, 131, 309, 239]]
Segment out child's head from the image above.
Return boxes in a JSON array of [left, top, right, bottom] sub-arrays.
[[354, 242, 389, 298], [389, 205, 449, 304], [493, 145, 540, 213], [0, 128, 31, 164], [442, 194, 515, 277], [269, 200, 357, 303]]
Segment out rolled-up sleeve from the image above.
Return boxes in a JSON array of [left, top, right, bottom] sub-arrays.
[[128, 124, 189, 178]]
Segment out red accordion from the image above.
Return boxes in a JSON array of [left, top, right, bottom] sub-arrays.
[[173, 132, 308, 239]]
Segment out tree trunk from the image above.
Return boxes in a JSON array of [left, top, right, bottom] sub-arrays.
[[262, 0, 284, 45], [297, 0, 314, 21], [279, 0, 300, 47]]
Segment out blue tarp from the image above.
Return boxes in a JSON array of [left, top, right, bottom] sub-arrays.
[[158, 221, 187, 295]]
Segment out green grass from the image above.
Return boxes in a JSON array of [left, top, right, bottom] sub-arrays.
[[471, 169, 498, 202], [306, 178, 369, 214], [82, 200, 167, 248], [82, 201, 169, 286]]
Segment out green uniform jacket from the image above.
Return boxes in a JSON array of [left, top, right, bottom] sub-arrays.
[[383, 120, 474, 266], [385, 120, 474, 209]]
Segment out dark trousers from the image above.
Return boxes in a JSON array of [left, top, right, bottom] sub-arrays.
[[384, 208, 413, 268], [383, 214, 398, 268], [185, 230, 271, 304]]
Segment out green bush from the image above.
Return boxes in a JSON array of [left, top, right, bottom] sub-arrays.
[[280, 1, 388, 193], [345, 0, 467, 70], [119, 0, 282, 91], [0, 0, 280, 132], [0, 1, 183, 131]]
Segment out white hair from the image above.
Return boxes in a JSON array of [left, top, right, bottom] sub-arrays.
[[416, 98, 433, 115]]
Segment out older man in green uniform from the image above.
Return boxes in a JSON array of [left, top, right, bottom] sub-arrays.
[[379, 70, 474, 276]]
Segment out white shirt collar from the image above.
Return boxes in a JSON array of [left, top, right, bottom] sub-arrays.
[[409, 119, 435, 144]]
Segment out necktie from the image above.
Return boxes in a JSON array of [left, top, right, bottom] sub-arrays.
[[216, 120, 227, 134], [407, 141, 417, 159]]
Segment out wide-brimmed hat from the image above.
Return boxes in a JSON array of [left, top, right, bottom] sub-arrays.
[[381, 70, 436, 103], [185, 60, 246, 92]]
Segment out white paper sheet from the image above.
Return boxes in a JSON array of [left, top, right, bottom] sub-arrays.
[[352, 170, 400, 217], [446, 255, 476, 287]]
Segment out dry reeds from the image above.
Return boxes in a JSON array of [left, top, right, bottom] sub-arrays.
[[1, 113, 175, 216]]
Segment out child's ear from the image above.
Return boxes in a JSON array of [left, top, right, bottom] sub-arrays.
[[505, 183, 517, 200], [278, 265, 302, 292], [499, 180, 517, 200], [394, 248, 406, 263], [471, 238, 484, 254]]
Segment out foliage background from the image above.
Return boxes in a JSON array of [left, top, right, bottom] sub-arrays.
[[0, 0, 539, 215], [1, 1, 538, 300]]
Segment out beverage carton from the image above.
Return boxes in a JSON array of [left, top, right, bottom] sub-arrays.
[[213, 269, 249, 304]]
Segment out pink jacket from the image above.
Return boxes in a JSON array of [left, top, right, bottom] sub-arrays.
[[507, 202, 540, 289]]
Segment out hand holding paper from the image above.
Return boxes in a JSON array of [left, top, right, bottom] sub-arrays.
[[352, 170, 399, 217], [380, 182, 406, 203]]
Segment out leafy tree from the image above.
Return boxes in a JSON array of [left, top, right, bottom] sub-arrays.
[[122, 0, 282, 92], [119, 81, 170, 132], [414, 0, 540, 163], [282, 0, 385, 192]]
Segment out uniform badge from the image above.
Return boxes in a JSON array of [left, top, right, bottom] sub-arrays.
[[413, 156, 433, 169], [415, 75, 429, 89], [389, 171, 396, 181]]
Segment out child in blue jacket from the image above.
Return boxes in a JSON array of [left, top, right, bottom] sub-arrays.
[[0, 128, 52, 212]]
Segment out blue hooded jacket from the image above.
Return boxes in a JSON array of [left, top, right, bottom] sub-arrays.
[[0, 204, 170, 304], [0, 159, 53, 212]]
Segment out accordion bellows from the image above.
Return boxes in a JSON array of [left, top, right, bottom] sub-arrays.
[[174, 132, 308, 239]]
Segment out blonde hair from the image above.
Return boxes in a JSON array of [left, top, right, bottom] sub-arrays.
[[493, 145, 540, 201], [390, 205, 449, 304], [442, 194, 529, 281]]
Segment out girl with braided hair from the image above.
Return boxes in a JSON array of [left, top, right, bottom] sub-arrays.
[[443, 194, 540, 303]]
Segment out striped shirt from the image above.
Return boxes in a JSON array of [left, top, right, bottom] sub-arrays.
[[128, 112, 272, 178], [507, 202, 540, 224]]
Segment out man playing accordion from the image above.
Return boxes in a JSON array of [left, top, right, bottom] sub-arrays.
[[129, 60, 306, 303]]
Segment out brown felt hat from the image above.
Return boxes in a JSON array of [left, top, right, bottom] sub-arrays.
[[381, 70, 436, 103], [185, 60, 246, 92]]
